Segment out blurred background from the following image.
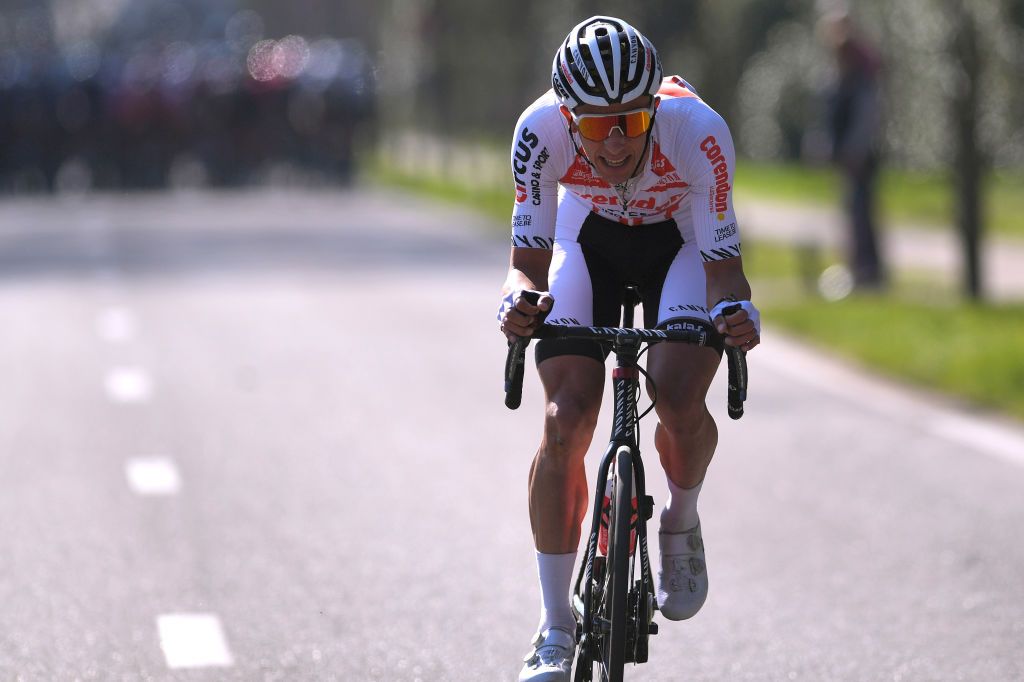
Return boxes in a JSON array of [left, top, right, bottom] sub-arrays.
[[0, 0, 376, 191], [6, 0, 1023, 193], [369, 0, 1024, 416], [1, 0, 1023, 679]]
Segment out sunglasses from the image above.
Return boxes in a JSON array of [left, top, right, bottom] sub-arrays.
[[571, 107, 655, 141]]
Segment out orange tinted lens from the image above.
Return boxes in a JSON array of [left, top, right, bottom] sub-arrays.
[[576, 110, 652, 140], [576, 116, 615, 140], [621, 110, 652, 136]]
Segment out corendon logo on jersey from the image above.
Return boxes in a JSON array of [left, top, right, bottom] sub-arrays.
[[700, 135, 730, 219], [578, 191, 682, 217]]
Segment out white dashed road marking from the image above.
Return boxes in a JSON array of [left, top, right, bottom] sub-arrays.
[[96, 307, 137, 343], [104, 367, 152, 403], [125, 457, 181, 496], [157, 614, 234, 669]]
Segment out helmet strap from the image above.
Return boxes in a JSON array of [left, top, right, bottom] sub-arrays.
[[563, 110, 598, 172]]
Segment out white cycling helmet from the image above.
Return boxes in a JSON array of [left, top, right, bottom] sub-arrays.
[[551, 16, 662, 109]]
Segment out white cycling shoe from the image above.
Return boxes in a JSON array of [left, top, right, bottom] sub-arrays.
[[518, 626, 575, 682], [657, 522, 708, 621]]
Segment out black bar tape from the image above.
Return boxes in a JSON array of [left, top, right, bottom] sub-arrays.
[[504, 337, 528, 410], [725, 347, 747, 420], [719, 303, 748, 419]]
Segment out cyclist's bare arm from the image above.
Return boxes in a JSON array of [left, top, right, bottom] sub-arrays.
[[500, 247, 554, 342], [704, 257, 759, 350]]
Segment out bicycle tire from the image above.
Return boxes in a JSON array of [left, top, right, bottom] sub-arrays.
[[604, 446, 633, 681]]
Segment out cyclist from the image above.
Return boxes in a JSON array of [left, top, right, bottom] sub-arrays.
[[498, 16, 760, 681]]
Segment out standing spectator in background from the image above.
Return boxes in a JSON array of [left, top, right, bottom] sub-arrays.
[[820, 10, 886, 290]]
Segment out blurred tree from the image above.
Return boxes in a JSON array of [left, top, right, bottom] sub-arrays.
[[949, 0, 984, 300]]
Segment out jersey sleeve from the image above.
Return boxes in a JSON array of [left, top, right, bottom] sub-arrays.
[[680, 110, 742, 262], [509, 102, 564, 250]]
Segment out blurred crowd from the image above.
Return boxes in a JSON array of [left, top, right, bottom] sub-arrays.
[[0, 4, 375, 193]]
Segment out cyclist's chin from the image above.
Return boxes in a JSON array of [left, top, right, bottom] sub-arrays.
[[595, 155, 634, 184]]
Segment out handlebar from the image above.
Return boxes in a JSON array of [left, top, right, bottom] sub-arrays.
[[503, 321, 748, 419]]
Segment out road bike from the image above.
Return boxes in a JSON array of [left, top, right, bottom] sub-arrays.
[[504, 287, 748, 682]]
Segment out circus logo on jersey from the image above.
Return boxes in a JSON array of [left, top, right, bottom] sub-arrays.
[[513, 126, 540, 203], [513, 127, 539, 178], [700, 135, 730, 219], [559, 155, 610, 189]]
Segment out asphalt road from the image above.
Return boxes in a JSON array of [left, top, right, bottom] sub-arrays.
[[0, 189, 1022, 681]]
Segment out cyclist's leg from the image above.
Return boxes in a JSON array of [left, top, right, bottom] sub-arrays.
[[647, 239, 722, 621], [647, 344, 720, 502], [525, 237, 607, 646], [649, 238, 723, 497], [529, 223, 621, 555], [520, 208, 622, 681], [532, 355, 604, 553]]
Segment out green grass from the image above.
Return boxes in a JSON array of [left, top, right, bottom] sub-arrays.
[[736, 161, 1024, 239], [765, 294, 1024, 420], [368, 160, 511, 223], [744, 240, 1024, 420]]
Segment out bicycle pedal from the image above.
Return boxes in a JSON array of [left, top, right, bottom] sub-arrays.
[[642, 495, 655, 520], [648, 622, 659, 635]]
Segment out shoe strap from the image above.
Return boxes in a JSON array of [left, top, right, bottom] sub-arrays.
[[659, 525, 703, 555], [522, 626, 575, 663]]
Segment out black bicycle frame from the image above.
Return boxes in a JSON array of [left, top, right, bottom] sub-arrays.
[[572, 300, 658, 666]]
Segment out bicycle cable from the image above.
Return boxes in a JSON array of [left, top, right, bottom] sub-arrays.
[[634, 346, 658, 446]]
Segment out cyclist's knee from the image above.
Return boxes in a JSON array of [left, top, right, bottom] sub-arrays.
[[655, 386, 712, 436], [647, 350, 717, 435], [537, 355, 603, 465], [540, 394, 600, 464]]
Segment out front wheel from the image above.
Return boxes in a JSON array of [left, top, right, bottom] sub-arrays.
[[604, 446, 633, 681]]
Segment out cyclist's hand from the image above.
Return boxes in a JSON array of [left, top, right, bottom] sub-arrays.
[[499, 290, 554, 343], [709, 299, 760, 352]]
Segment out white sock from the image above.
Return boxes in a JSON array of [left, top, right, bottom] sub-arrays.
[[535, 551, 577, 635], [660, 477, 702, 533]]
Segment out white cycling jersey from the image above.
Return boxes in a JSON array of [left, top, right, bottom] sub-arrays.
[[510, 75, 742, 263]]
